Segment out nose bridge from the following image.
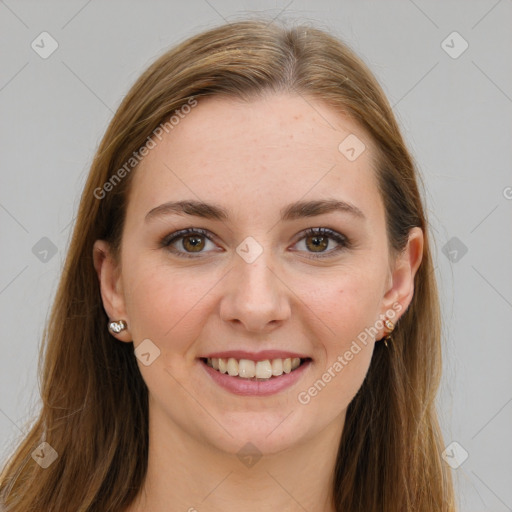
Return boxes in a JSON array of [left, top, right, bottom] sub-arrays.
[[237, 250, 278, 296], [220, 237, 290, 331]]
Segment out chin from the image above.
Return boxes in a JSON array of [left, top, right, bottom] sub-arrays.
[[201, 410, 310, 457]]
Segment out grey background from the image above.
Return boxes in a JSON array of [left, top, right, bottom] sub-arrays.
[[1, 1, 511, 510]]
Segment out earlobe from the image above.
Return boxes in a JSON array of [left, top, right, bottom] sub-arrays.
[[381, 227, 424, 324], [92, 240, 131, 342]]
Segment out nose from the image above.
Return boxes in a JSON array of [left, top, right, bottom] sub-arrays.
[[219, 252, 291, 333]]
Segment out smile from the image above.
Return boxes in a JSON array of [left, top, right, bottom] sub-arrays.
[[198, 352, 313, 396], [202, 356, 308, 380]]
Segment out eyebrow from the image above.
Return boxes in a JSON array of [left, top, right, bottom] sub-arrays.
[[145, 198, 366, 223]]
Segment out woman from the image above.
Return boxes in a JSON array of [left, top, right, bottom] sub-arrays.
[[0, 18, 456, 511]]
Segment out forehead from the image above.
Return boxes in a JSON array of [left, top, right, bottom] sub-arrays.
[[126, 93, 383, 224]]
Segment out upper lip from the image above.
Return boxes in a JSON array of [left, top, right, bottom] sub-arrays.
[[199, 350, 311, 361]]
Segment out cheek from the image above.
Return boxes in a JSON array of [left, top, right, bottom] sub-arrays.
[[299, 269, 381, 393], [123, 265, 218, 399], [303, 267, 383, 342], [311, 343, 374, 419], [298, 276, 377, 416], [123, 263, 214, 353]]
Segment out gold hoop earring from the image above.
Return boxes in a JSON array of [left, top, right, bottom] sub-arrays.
[[383, 318, 395, 348]]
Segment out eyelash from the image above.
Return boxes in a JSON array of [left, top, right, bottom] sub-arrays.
[[160, 227, 351, 259]]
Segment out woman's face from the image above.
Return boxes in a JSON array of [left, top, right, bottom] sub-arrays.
[[94, 92, 422, 456]]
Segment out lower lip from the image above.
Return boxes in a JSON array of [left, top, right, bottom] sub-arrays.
[[199, 359, 312, 396]]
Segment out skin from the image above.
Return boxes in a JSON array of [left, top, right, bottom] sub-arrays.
[[93, 92, 423, 512]]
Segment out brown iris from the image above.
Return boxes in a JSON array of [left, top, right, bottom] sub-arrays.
[[306, 234, 328, 252], [182, 235, 205, 252]]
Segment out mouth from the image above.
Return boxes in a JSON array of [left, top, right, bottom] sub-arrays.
[[199, 356, 312, 381]]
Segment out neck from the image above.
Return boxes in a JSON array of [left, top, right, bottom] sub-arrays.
[[125, 403, 344, 512]]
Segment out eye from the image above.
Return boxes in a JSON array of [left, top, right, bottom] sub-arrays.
[[160, 227, 351, 259], [160, 228, 218, 259], [292, 227, 350, 258]]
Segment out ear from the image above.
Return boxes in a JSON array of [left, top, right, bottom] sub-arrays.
[[379, 227, 424, 333], [92, 239, 132, 342]]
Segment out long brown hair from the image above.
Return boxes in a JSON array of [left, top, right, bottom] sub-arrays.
[[0, 18, 456, 511]]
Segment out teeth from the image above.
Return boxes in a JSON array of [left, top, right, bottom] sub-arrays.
[[205, 356, 304, 380], [227, 357, 238, 376], [255, 360, 272, 379], [238, 359, 255, 378], [218, 358, 228, 374], [271, 358, 283, 376]]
